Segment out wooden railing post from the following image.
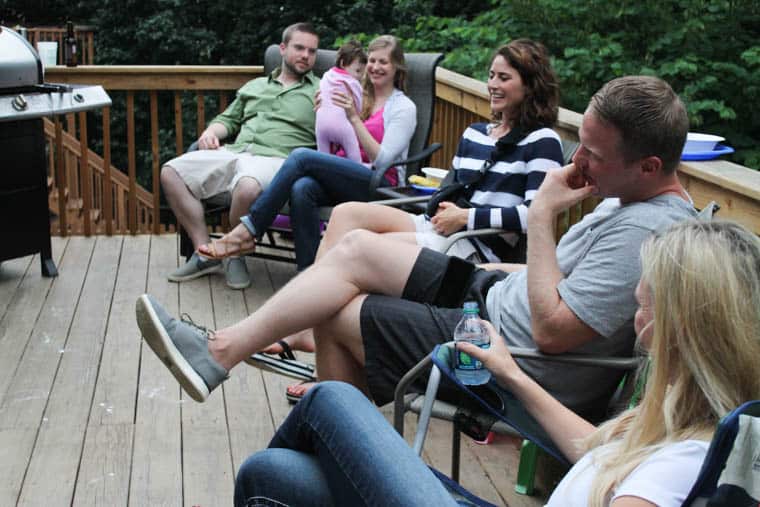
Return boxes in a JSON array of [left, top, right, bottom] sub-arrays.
[[174, 91, 184, 156], [78, 111, 92, 235], [150, 91, 160, 234], [54, 117, 67, 236], [196, 91, 205, 139], [103, 106, 113, 235], [86, 32, 94, 64], [126, 91, 137, 234], [65, 113, 79, 217]]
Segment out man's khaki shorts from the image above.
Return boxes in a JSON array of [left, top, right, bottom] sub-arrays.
[[164, 148, 284, 200]]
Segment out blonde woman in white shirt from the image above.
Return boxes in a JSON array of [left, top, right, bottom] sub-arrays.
[[233, 220, 760, 506]]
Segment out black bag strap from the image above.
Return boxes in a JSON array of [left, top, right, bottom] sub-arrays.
[[425, 125, 529, 219]]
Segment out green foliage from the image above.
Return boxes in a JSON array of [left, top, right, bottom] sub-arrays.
[[3, 0, 758, 170], [371, 0, 760, 169]]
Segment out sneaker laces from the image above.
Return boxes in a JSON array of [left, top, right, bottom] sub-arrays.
[[179, 313, 216, 340]]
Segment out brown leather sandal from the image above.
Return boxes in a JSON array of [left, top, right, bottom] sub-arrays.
[[201, 234, 256, 259]]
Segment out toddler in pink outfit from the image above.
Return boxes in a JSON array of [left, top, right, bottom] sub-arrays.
[[316, 40, 367, 162]]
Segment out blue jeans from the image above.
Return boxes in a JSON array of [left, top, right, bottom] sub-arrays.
[[248, 148, 387, 270], [234, 382, 459, 507]]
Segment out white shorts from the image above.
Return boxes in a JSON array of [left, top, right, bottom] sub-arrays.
[[409, 213, 483, 261], [164, 148, 284, 200]]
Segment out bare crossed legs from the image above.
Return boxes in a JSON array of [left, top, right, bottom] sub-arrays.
[[264, 201, 418, 359], [207, 229, 422, 393]]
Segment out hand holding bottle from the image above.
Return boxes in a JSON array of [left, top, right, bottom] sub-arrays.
[[456, 319, 528, 391], [453, 302, 491, 385]]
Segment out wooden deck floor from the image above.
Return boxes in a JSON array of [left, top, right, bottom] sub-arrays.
[[0, 235, 552, 506]]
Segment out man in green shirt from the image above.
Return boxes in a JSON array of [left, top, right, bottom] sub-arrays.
[[161, 22, 320, 289]]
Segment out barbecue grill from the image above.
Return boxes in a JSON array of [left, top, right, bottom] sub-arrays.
[[0, 26, 111, 276]]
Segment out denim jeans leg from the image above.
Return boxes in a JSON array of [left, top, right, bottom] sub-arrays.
[[264, 381, 459, 506], [289, 176, 328, 270], [234, 449, 334, 507], [248, 148, 378, 239]]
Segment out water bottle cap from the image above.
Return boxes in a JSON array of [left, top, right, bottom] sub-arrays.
[[462, 301, 479, 313]]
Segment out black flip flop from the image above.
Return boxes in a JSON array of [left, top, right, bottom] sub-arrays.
[[245, 348, 317, 383], [276, 339, 296, 360]]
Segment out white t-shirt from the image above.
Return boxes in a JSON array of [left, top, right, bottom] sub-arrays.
[[546, 439, 709, 506]]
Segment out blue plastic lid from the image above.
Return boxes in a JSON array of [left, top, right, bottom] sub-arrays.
[[463, 301, 479, 313]]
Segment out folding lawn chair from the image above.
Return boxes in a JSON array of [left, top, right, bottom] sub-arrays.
[[401, 354, 759, 507], [177, 45, 444, 262], [682, 400, 760, 506], [394, 342, 642, 494]]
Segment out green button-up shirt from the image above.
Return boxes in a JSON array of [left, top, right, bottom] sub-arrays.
[[211, 68, 319, 158]]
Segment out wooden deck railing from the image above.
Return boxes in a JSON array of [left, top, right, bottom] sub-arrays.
[[44, 66, 263, 235], [429, 67, 760, 235], [39, 64, 760, 238], [24, 26, 96, 65]]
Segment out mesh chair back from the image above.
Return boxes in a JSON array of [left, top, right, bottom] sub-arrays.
[[402, 52, 443, 173], [264, 45, 335, 78], [682, 400, 760, 506], [264, 45, 443, 175], [561, 139, 579, 164]]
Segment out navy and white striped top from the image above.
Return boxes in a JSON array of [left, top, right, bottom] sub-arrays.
[[452, 123, 564, 234]]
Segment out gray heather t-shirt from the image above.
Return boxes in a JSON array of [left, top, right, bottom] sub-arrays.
[[485, 194, 697, 414]]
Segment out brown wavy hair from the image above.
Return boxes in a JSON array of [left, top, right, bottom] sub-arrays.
[[336, 39, 367, 69], [492, 39, 559, 131]]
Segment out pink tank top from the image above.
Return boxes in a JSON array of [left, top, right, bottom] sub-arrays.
[[336, 107, 397, 185]]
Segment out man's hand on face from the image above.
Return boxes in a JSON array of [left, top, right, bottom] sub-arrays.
[[529, 163, 597, 220]]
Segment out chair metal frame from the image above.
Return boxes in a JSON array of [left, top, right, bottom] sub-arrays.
[[393, 343, 641, 484]]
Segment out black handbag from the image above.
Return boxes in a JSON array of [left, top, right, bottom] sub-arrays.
[[425, 125, 528, 219]]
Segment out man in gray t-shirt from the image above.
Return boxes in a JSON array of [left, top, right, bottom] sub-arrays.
[[135, 76, 697, 413], [487, 194, 695, 412]]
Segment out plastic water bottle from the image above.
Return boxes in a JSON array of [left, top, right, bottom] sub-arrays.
[[453, 301, 491, 385]]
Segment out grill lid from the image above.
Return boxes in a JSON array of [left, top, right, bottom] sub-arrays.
[[0, 26, 43, 89]]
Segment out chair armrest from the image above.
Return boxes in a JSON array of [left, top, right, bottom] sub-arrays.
[[438, 228, 506, 254], [508, 347, 641, 371], [392, 342, 640, 436], [372, 194, 432, 207], [393, 354, 435, 435], [369, 143, 443, 196]]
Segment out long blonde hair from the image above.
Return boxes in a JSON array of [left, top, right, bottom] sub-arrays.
[[360, 35, 407, 120], [585, 220, 760, 506]]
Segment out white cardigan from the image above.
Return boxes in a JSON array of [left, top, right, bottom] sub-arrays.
[[373, 88, 417, 182]]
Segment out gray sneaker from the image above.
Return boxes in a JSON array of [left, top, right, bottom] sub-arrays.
[[168, 252, 222, 282], [225, 257, 251, 289], [135, 294, 228, 402]]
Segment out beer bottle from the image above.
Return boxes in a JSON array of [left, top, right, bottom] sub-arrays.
[[64, 20, 77, 67]]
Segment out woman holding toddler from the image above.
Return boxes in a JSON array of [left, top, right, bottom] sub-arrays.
[[200, 35, 417, 271]]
